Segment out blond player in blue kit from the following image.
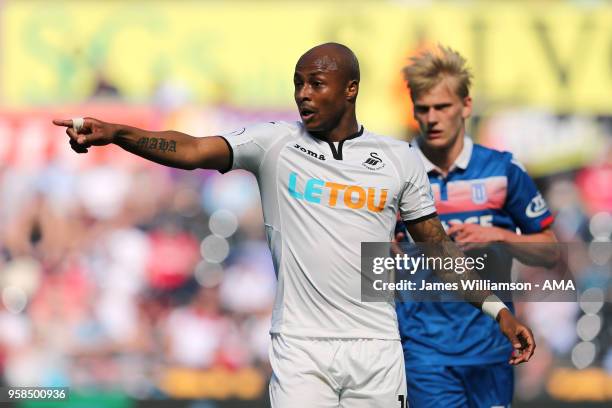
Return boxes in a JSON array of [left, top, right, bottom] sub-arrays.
[[54, 43, 535, 408], [397, 45, 557, 408]]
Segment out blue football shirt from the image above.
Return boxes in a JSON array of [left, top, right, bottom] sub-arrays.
[[397, 138, 554, 366]]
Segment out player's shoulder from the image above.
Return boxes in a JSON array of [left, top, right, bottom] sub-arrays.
[[251, 120, 298, 133], [472, 143, 517, 166], [472, 143, 528, 175], [270, 120, 300, 130], [472, 143, 510, 161], [277, 120, 324, 140], [363, 129, 413, 153], [237, 120, 301, 145]]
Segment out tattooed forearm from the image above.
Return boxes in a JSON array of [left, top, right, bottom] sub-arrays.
[[136, 137, 177, 153], [407, 216, 448, 243], [406, 216, 492, 306], [112, 126, 220, 170]]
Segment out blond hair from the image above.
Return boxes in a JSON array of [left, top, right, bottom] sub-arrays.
[[403, 45, 472, 100]]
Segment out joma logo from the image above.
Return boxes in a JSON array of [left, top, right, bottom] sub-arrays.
[[294, 144, 326, 161]]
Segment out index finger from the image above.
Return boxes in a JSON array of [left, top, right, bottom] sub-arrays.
[[52, 119, 73, 127]]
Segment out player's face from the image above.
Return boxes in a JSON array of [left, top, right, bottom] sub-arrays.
[[294, 60, 350, 133], [412, 77, 472, 150]]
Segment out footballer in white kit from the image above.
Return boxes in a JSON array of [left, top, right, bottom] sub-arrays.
[[222, 120, 435, 406], [54, 42, 537, 408], [223, 121, 435, 339]]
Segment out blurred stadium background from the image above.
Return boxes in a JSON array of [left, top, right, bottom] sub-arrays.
[[0, 1, 610, 407]]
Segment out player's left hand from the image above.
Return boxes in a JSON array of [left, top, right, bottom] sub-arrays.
[[496, 308, 535, 365], [447, 223, 507, 251]]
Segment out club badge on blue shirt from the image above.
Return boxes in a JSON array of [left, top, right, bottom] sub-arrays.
[[471, 182, 487, 204]]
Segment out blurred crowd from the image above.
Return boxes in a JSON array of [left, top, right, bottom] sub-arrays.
[[0, 101, 610, 402], [0, 147, 277, 399], [0, 0, 609, 405], [513, 156, 612, 401]]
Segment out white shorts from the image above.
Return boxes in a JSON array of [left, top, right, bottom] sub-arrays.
[[269, 334, 406, 408]]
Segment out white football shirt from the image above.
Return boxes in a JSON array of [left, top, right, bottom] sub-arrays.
[[221, 121, 436, 339]]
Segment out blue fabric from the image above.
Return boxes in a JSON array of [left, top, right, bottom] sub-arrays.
[[405, 362, 514, 408], [397, 143, 553, 367]]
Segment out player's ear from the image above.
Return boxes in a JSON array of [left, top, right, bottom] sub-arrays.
[[462, 96, 472, 119], [346, 80, 359, 101]]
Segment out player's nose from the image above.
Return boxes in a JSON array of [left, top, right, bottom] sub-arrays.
[[426, 108, 438, 123], [295, 85, 311, 102]]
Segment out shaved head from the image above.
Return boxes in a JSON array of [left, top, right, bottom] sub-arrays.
[[294, 43, 360, 139], [297, 42, 360, 83]]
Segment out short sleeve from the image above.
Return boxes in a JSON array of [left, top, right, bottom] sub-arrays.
[[399, 146, 437, 223], [504, 155, 554, 233], [218, 122, 284, 175]]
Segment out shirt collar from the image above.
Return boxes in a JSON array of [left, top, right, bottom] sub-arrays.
[[415, 137, 473, 174], [307, 124, 364, 143]]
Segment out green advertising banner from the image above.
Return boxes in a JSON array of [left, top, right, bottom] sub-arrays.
[[1, 1, 611, 135]]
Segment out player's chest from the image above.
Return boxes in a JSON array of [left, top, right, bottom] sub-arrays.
[[429, 175, 508, 216], [275, 141, 401, 212]]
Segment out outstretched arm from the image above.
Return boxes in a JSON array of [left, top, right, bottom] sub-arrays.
[[53, 117, 231, 171], [406, 216, 536, 364]]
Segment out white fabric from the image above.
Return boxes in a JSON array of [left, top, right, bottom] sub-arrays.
[[269, 334, 406, 408], [222, 121, 436, 340], [482, 294, 509, 320], [72, 117, 84, 132], [416, 137, 474, 173]]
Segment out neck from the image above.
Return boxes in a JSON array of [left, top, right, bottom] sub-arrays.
[[312, 110, 359, 142], [419, 129, 465, 175]]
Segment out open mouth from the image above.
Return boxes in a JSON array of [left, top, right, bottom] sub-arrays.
[[300, 107, 316, 121]]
